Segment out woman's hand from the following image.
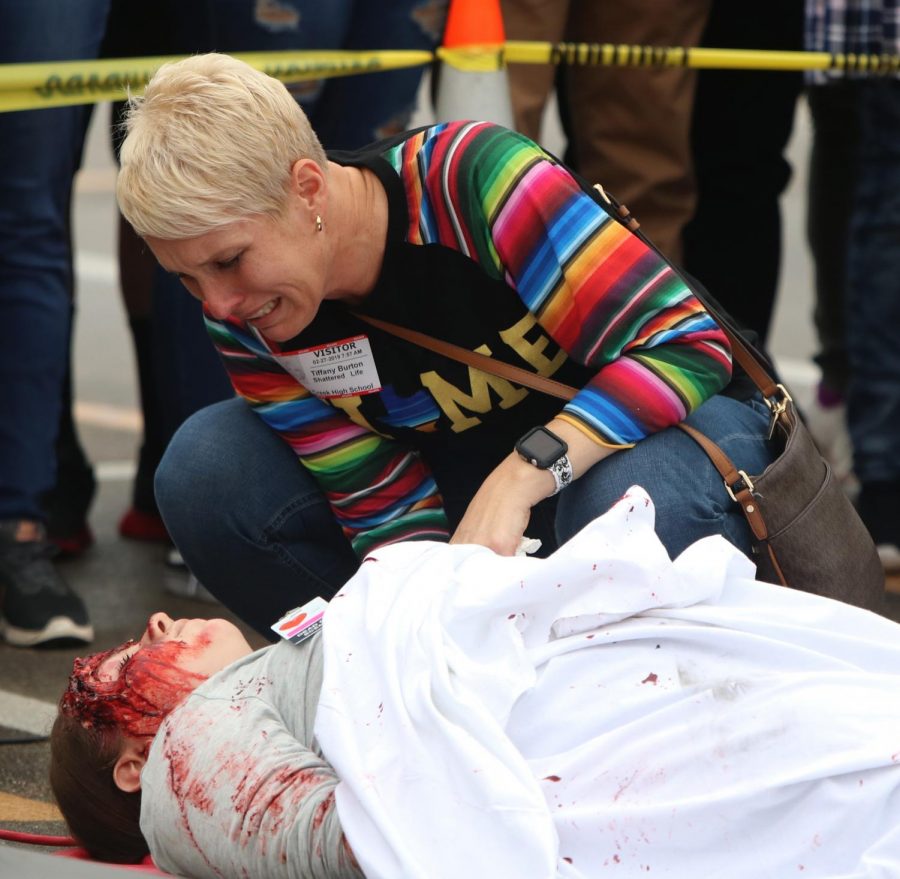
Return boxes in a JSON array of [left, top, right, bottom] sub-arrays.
[[449, 418, 618, 555], [449, 453, 555, 556]]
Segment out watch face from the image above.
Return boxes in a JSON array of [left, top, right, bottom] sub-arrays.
[[517, 427, 567, 469]]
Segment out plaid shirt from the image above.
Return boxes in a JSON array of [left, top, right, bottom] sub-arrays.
[[806, 0, 900, 81]]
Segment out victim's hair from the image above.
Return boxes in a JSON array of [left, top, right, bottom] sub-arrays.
[[49, 712, 148, 863]]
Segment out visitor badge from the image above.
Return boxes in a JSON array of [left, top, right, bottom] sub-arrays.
[[275, 335, 382, 398], [271, 596, 329, 645]]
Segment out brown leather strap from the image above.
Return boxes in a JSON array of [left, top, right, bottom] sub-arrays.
[[353, 312, 578, 401], [720, 325, 779, 400], [676, 423, 769, 542], [354, 311, 773, 553], [357, 312, 778, 403]]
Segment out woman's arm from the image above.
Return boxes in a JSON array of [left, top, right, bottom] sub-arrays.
[[206, 315, 450, 556], [400, 121, 732, 447], [450, 416, 611, 555], [403, 122, 733, 553]]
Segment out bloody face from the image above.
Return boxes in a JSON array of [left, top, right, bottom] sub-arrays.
[[60, 614, 253, 738], [61, 641, 207, 738]]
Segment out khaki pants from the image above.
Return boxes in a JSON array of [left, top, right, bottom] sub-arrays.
[[501, 0, 711, 261]]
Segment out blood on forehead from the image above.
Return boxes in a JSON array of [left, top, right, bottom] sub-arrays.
[[61, 640, 208, 738]]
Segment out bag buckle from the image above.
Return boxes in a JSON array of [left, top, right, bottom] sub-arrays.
[[764, 383, 792, 440], [725, 470, 755, 503]]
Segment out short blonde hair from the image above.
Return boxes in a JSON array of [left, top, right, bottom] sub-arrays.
[[117, 53, 327, 239]]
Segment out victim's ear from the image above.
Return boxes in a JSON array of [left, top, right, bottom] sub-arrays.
[[113, 737, 152, 793]]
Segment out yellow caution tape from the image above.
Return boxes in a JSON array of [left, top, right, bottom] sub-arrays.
[[0, 49, 433, 114], [436, 45, 505, 73], [3, 42, 898, 113], [503, 41, 900, 74], [440, 40, 900, 73]]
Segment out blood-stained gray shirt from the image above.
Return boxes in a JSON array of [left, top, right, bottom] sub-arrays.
[[140, 636, 361, 879]]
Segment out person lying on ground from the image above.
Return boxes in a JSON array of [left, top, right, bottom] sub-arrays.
[[50, 489, 900, 878]]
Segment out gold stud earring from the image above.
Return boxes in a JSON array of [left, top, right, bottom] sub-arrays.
[[315, 215, 323, 233]]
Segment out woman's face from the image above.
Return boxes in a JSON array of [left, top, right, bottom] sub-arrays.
[[147, 201, 329, 343], [63, 614, 253, 737]]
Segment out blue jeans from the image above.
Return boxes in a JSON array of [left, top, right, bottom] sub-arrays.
[[0, 0, 110, 520], [847, 80, 900, 485], [157, 393, 774, 636]]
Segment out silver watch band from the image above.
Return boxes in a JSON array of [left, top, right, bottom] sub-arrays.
[[548, 454, 574, 496]]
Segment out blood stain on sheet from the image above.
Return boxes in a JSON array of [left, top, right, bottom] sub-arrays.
[[613, 770, 638, 801], [642, 673, 658, 685], [543, 775, 561, 782]]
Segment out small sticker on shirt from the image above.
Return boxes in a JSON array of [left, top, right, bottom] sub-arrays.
[[274, 335, 382, 398], [271, 596, 329, 645]]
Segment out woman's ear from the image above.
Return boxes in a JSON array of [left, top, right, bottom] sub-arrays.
[[113, 737, 151, 793], [288, 158, 327, 210]]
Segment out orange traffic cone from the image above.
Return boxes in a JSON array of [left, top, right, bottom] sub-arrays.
[[435, 0, 515, 128]]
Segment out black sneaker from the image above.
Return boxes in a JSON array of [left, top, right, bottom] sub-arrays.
[[0, 521, 94, 647]]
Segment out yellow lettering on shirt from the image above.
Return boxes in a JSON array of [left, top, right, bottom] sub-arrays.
[[499, 313, 567, 377], [420, 345, 529, 432]]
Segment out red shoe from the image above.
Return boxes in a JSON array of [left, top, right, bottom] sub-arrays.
[[48, 524, 94, 558], [118, 508, 170, 543]]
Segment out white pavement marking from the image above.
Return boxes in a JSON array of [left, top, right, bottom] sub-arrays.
[[0, 690, 57, 738]]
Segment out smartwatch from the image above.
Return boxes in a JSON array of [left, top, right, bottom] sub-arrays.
[[515, 426, 574, 495]]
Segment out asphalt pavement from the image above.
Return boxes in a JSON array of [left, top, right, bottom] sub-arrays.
[[2, 93, 898, 869]]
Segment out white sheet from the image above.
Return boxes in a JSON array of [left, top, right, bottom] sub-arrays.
[[315, 487, 900, 879]]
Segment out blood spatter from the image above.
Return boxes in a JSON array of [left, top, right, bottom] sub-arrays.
[[62, 639, 208, 738]]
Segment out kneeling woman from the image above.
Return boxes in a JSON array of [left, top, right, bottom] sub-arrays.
[[51, 492, 900, 877], [115, 53, 776, 635]]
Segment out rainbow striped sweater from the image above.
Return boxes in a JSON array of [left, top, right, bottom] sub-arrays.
[[206, 121, 732, 556]]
